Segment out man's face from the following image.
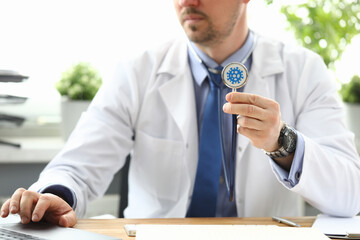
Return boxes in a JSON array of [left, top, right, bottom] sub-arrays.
[[173, 0, 242, 46]]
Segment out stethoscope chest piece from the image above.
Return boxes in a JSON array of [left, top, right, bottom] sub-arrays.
[[221, 62, 248, 90]]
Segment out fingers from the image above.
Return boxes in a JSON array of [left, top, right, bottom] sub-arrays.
[[236, 115, 263, 130], [58, 211, 77, 227], [1, 188, 77, 227], [223, 92, 280, 127], [19, 190, 40, 224], [226, 104, 266, 121], [33, 194, 77, 227], [9, 188, 26, 214], [1, 199, 11, 218], [2, 188, 40, 224], [31, 194, 52, 222], [225, 92, 270, 109], [223, 92, 282, 151], [224, 93, 279, 116]]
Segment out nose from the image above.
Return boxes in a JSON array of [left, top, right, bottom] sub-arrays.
[[178, 0, 199, 7]]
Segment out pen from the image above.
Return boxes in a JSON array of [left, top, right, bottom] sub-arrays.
[[272, 216, 301, 227], [347, 233, 360, 238]]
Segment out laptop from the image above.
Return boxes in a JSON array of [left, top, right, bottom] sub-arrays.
[[0, 215, 121, 240]]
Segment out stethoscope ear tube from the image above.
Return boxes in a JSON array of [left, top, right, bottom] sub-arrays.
[[218, 89, 237, 202]]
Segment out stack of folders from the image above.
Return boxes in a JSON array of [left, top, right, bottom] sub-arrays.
[[0, 70, 28, 83], [0, 70, 29, 148]]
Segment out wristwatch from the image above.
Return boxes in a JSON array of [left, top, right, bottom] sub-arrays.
[[264, 123, 297, 158]]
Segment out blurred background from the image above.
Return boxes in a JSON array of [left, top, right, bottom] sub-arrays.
[[0, 0, 359, 218]]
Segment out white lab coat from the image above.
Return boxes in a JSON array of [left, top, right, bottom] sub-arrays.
[[30, 34, 360, 218]]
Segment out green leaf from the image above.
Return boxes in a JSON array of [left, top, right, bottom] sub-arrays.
[[340, 75, 360, 103], [280, 0, 360, 69], [55, 62, 102, 100]]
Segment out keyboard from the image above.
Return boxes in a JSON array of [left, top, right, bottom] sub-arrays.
[[0, 227, 47, 240]]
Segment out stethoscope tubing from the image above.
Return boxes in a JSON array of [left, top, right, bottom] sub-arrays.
[[217, 87, 236, 202]]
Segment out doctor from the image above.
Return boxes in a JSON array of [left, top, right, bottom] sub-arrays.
[[2, 0, 360, 227]]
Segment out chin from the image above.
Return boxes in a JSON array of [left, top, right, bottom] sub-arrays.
[[184, 27, 202, 41]]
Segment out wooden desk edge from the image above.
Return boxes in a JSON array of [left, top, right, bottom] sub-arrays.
[[75, 217, 316, 240]]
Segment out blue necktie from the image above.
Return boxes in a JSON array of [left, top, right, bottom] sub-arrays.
[[187, 67, 223, 217]]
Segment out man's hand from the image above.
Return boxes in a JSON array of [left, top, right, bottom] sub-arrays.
[[223, 92, 294, 171], [0, 188, 77, 227], [223, 92, 283, 151]]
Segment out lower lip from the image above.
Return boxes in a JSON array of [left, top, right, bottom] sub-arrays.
[[184, 18, 203, 25]]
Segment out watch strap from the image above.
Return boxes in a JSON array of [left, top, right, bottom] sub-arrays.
[[264, 123, 296, 158], [264, 146, 290, 158]]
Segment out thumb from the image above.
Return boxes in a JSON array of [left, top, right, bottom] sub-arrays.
[[58, 211, 77, 227]]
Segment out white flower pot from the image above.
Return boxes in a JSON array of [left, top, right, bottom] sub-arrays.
[[60, 97, 90, 140]]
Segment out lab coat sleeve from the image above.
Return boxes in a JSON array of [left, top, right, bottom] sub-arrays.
[[283, 49, 360, 217], [29, 58, 146, 217], [270, 131, 305, 188]]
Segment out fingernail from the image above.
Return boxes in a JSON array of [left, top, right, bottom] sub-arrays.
[[223, 103, 229, 111], [10, 206, 17, 213], [59, 216, 68, 227], [32, 214, 39, 221], [226, 93, 232, 101], [21, 216, 28, 223]]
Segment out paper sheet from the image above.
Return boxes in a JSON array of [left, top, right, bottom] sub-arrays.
[[312, 214, 360, 236], [136, 224, 329, 240]]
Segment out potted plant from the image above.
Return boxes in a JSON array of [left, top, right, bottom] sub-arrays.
[[339, 75, 360, 151], [56, 62, 102, 140]]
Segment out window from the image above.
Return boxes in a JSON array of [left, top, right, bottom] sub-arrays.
[[0, 0, 358, 137], [0, 0, 182, 136]]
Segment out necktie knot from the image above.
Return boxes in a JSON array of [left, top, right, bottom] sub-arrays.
[[208, 66, 223, 88]]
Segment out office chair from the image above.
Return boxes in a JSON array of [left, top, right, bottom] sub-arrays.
[[118, 155, 130, 218]]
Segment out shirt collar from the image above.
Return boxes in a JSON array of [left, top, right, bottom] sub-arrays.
[[188, 30, 254, 87]]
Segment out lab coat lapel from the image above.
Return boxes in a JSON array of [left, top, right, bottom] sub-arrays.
[[158, 69, 197, 144], [157, 40, 199, 179], [159, 43, 199, 183]]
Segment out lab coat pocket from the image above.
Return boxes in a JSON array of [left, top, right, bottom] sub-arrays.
[[132, 130, 185, 201]]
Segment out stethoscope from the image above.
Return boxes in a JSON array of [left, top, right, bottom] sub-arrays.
[[189, 32, 257, 201]]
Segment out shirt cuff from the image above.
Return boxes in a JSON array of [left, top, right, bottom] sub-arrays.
[[270, 131, 305, 188], [39, 184, 77, 210]]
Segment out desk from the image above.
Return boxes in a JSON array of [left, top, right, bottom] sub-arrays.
[[75, 217, 316, 240]]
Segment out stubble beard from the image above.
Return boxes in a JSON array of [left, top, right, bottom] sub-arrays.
[[183, 8, 239, 47], [187, 23, 219, 46]]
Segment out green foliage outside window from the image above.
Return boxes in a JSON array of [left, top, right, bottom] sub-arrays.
[[340, 75, 360, 103], [279, 0, 360, 70], [56, 62, 102, 101], [265, 0, 360, 102]]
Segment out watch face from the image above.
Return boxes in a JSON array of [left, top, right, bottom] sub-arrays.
[[283, 126, 297, 153]]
